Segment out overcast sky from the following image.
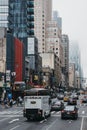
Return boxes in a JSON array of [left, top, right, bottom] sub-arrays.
[[53, 0, 87, 78]]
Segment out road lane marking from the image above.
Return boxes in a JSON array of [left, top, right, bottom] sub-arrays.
[[40, 119, 47, 123], [9, 118, 19, 123], [82, 111, 85, 114], [51, 111, 55, 114], [80, 117, 84, 130], [56, 111, 60, 114], [46, 118, 58, 130], [9, 125, 20, 130], [0, 110, 23, 115], [69, 120, 72, 123], [0, 115, 23, 117], [0, 117, 11, 122]]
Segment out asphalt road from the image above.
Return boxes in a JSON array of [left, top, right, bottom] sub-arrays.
[[0, 95, 87, 130]]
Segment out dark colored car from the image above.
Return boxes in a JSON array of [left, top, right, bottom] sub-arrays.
[[81, 96, 87, 103], [68, 98, 77, 105], [61, 105, 78, 120], [57, 93, 64, 100], [51, 101, 64, 111], [71, 94, 79, 100]]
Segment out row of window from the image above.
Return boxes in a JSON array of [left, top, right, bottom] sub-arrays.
[[0, 6, 8, 13], [0, 0, 8, 6]]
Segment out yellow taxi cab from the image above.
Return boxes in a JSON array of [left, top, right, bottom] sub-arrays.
[[63, 96, 69, 102]]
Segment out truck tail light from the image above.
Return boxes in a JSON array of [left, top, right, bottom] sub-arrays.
[[38, 110, 41, 115]]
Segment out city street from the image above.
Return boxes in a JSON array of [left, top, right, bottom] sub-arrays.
[[0, 96, 87, 130], [0, 1, 87, 130]]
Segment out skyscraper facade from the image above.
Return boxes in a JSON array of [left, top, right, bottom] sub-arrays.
[[34, 0, 52, 53], [0, 0, 9, 28], [8, 0, 52, 54], [53, 11, 62, 31], [8, 0, 35, 56], [61, 34, 69, 87], [8, 0, 27, 38]]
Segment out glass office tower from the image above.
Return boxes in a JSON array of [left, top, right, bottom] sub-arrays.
[[8, 0, 34, 52], [8, 0, 27, 38], [8, 0, 34, 38]]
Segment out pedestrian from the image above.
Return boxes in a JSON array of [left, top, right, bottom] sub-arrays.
[[4, 98, 8, 108], [19, 96, 23, 106], [9, 99, 13, 107], [17, 96, 23, 106], [8, 93, 12, 101]]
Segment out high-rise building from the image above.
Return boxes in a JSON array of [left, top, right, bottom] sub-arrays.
[[0, 0, 9, 28], [61, 34, 69, 87], [34, 0, 52, 53], [69, 63, 75, 88], [8, 0, 28, 57], [69, 42, 82, 88], [69, 42, 81, 72], [53, 11, 62, 31], [8, 0, 52, 54], [8, 0, 27, 37]]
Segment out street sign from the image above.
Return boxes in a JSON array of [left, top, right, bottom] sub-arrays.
[[6, 70, 11, 82]]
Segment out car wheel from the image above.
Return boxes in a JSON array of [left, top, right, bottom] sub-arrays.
[[61, 115, 64, 119], [74, 114, 78, 120]]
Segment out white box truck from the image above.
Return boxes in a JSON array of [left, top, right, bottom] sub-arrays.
[[23, 88, 51, 120]]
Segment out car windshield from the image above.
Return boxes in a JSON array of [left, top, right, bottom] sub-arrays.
[[55, 101, 61, 105], [64, 106, 74, 111]]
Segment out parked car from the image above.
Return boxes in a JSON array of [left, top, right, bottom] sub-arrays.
[[68, 98, 77, 105], [61, 105, 78, 120], [51, 101, 64, 111]]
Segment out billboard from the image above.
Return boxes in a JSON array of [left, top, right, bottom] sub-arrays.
[[27, 38, 35, 55]]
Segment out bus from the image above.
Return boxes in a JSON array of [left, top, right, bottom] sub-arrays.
[[12, 81, 26, 100], [23, 88, 51, 120]]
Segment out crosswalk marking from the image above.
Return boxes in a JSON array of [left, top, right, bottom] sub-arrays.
[[51, 111, 55, 114], [0, 110, 23, 115], [56, 111, 60, 114], [82, 111, 85, 114], [0, 109, 87, 118]]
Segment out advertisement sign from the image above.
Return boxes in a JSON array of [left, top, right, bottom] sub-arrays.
[[6, 70, 11, 82]]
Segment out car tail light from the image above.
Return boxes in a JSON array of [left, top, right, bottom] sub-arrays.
[[38, 110, 41, 115], [72, 111, 76, 113], [61, 110, 65, 113]]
